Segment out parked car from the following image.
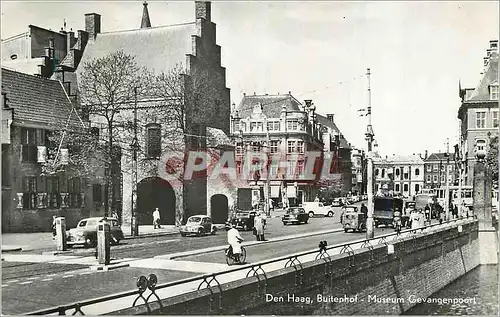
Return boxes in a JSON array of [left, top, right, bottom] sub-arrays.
[[302, 202, 335, 218], [227, 210, 256, 231], [67, 217, 124, 248], [331, 198, 344, 207], [351, 195, 360, 203], [180, 215, 217, 237], [282, 207, 309, 225]]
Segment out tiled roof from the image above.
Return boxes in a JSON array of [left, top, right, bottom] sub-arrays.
[[316, 113, 350, 149], [1, 68, 81, 127], [425, 152, 455, 162], [235, 94, 302, 118], [77, 22, 197, 76], [468, 54, 498, 101]]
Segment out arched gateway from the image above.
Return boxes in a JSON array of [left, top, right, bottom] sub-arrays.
[[137, 177, 176, 225], [210, 194, 228, 224]]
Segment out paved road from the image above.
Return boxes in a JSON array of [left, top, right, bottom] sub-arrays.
[[2, 202, 376, 314]]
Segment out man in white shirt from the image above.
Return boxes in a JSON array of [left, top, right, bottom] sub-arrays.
[[227, 224, 244, 262], [153, 208, 161, 229]]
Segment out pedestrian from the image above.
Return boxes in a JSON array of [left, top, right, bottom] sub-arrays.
[[254, 213, 265, 241], [418, 209, 425, 230], [410, 209, 420, 231], [153, 207, 161, 229], [461, 202, 468, 218], [314, 195, 320, 202], [424, 204, 430, 221], [269, 199, 274, 212], [51, 216, 57, 239], [360, 203, 368, 217]]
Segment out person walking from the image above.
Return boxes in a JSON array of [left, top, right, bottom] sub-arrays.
[[360, 203, 368, 217], [254, 213, 265, 241], [52, 216, 57, 239], [410, 209, 420, 231], [153, 207, 161, 229]]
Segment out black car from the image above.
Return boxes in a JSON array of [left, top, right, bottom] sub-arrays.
[[282, 207, 309, 225], [229, 211, 256, 231]]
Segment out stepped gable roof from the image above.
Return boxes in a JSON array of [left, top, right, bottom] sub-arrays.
[[316, 113, 350, 149], [235, 93, 302, 118], [1, 68, 81, 127], [468, 54, 498, 102], [77, 22, 197, 76]]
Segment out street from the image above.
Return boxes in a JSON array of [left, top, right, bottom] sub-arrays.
[[0, 202, 402, 315]]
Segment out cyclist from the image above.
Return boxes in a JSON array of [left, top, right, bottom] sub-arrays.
[[227, 223, 244, 262]]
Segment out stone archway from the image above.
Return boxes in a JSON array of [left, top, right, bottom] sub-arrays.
[[211, 194, 228, 224], [137, 177, 176, 225]]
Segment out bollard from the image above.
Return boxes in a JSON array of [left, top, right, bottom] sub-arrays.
[[97, 220, 111, 265], [55, 217, 67, 251]]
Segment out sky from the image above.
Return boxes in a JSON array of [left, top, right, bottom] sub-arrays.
[[1, 1, 499, 157]]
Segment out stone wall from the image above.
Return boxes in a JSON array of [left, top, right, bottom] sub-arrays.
[[111, 220, 480, 315]]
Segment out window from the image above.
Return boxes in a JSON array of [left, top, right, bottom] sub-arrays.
[[493, 111, 499, 128], [395, 184, 400, 191], [476, 139, 486, 152], [426, 165, 431, 172], [257, 122, 263, 131], [287, 141, 295, 154], [250, 122, 257, 132], [252, 142, 261, 152], [476, 111, 486, 128], [415, 168, 420, 176], [433, 164, 438, 171], [375, 168, 379, 176], [490, 84, 498, 100], [146, 124, 161, 158], [441, 175, 445, 183], [267, 121, 280, 131], [270, 140, 278, 153], [22, 176, 37, 209], [404, 172, 409, 180], [287, 120, 299, 131], [415, 184, 420, 193], [233, 121, 240, 132], [395, 168, 400, 176], [448, 165, 453, 171], [236, 144, 244, 156], [21, 128, 44, 162], [68, 177, 82, 208], [297, 141, 304, 154], [426, 175, 431, 182], [433, 175, 438, 182], [403, 184, 409, 192], [297, 160, 304, 175], [45, 176, 60, 208], [240, 122, 247, 132], [93, 184, 102, 207]]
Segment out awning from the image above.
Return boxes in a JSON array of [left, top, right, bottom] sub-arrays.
[[287, 186, 297, 198], [271, 186, 280, 198]]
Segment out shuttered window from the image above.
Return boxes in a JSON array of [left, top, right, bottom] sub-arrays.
[[146, 124, 161, 158]]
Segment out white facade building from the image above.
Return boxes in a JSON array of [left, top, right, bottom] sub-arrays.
[[373, 154, 425, 198]]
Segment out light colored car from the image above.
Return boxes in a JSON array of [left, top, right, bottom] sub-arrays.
[[302, 202, 335, 218], [180, 215, 217, 237], [67, 217, 124, 247]]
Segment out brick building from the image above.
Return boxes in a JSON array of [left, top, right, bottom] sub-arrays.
[[423, 152, 457, 189], [67, 1, 233, 226], [373, 154, 424, 197], [230, 94, 352, 208], [0, 68, 101, 232], [458, 40, 499, 186]]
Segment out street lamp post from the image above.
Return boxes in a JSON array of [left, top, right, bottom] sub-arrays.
[[365, 68, 375, 239], [445, 139, 450, 221], [130, 87, 139, 236]]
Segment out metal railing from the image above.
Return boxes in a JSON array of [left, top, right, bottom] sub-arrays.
[[26, 216, 476, 315]]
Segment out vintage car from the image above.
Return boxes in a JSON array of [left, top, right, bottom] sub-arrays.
[[340, 206, 366, 233], [67, 217, 124, 247], [282, 207, 309, 225], [331, 198, 344, 207], [227, 210, 256, 231], [180, 215, 217, 237], [302, 202, 335, 218]]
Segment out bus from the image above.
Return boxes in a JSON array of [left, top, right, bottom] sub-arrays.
[[435, 186, 473, 208]]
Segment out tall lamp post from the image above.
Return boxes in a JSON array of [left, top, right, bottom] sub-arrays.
[[130, 87, 139, 236], [365, 68, 375, 239]]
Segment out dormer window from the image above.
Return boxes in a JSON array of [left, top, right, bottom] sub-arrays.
[[490, 84, 498, 100]]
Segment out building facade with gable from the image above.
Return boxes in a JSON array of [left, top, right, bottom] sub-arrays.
[[373, 154, 425, 198], [458, 40, 499, 186], [229, 93, 352, 208], [66, 1, 233, 226], [423, 152, 457, 189], [1, 68, 102, 232]]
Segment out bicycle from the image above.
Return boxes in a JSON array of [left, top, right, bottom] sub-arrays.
[[225, 245, 246, 265]]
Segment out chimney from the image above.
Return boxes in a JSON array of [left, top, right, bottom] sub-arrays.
[[195, 1, 211, 21], [326, 113, 334, 123], [304, 100, 312, 108], [490, 40, 499, 51], [85, 13, 101, 39], [425, 150, 428, 159], [141, 1, 152, 28], [75, 30, 89, 50], [66, 31, 75, 54]]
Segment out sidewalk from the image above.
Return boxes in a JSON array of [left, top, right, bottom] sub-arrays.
[[121, 224, 180, 239]]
